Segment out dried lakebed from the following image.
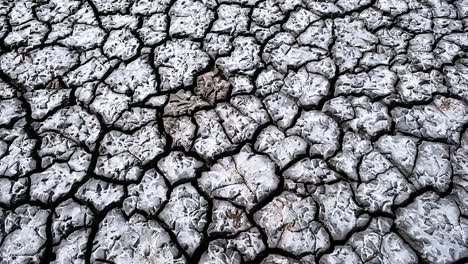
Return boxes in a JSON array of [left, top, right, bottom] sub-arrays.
[[0, 0, 468, 263]]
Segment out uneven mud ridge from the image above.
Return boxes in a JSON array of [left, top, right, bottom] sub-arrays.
[[0, 0, 468, 263]]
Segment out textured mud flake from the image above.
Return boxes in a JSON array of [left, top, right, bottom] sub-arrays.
[[263, 92, 299, 130], [282, 67, 330, 107], [51, 199, 94, 243], [95, 122, 165, 181], [157, 151, 204, 184], [392, 96, 468, 144], [283, 158, 339, 190], [329, 132, 372, 181], [164, 89, 210, 117], [0, 177, 28, 207], [163, 115, 197, 151], [92, 209, 186, 263], [0, 99, 25, 126], [192, 110, 235, 160], [0, 124, 37, 178], [105, 56, 159, 102], [411, 141, 452, 192], [343, 96, 392, 138], [30, 151, 90, 203], [169, 0, 214, 39], [263, 32, 327, 73], [375, 134, 419, 176], [216, 37, 263, 76], [396, 192, 468, 263], [154, 39, 210, 91], [254, 191, 330, 255], [321, 217, 419, 264], [255, 125, 308, 169], [200, 228, 265, 263], [211, 4, 250, 35], [208, 199, 251, 236], [159, 183, 208, 255], [35, 105, 101, 150], [287, 110, 340, 159], [0, 206, 49, 263], [356, 151, 415, 213], [24, 89, 70, 120], [52, 228, 90, 264], [452, 139, 468, 215], [75, 179, 124, 211], [335, 66, 397, 99], [199, 145, 279, 212], [0, 46, 79, 88], [310, 181, 369, 241], [123, 169, 168, 216]]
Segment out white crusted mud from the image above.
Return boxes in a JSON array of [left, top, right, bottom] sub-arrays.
[[1, 0, 467, 263]]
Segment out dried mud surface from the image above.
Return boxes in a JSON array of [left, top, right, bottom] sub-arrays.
[[0, 0, 468, 263]]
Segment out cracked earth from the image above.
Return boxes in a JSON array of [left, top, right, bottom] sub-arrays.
[[0, 0, 468, 263]]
